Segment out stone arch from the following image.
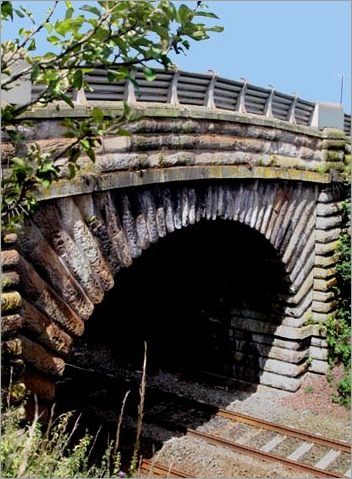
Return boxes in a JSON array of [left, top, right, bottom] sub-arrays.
[[14, 179, 318, 402]]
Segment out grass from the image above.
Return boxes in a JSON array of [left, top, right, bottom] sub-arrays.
[[1, 345, 148, 478]]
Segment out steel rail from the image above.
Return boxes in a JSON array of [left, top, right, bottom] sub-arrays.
[[187, 428, 345, 478], [216, 408, 350, 453], [139, 459, 189, 478]]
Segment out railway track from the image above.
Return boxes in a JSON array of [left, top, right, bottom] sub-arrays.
[[139, 459, 189, 478], [142, 406, 350, 478], [61, 364, 350, 477]]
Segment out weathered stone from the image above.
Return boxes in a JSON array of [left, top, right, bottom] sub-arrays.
[[1, 233, 18, 245], [313, 290, 335, 303], [232, 366, 302, 391], [2, 338, 22, 356], [1, 271, 20, 290], [56, 197, 115, 292], [1, 314, 24, 336], [22, 300, 73, 355], [102, 135, 131, 153], [230, 315, 316, 340], [1, 291, 22, 313], [314, 266, 336, 279], [1, 249, 20, 269], [315, 240, 339, 255], [311, 337, 328, 347], [259, 357, 307, 377], [309, 345, 328, 361], [15, 255, 85, 336], [313, 277, 337, 291], [315, 228, 341, 243], [314, 254, 339, 268], [312, 300, 336, 314], [23, 374, 55, 401], [20, 335, 65, 377], [308, 359, 328, 374], [316, 202, 342, 216], [316, 215, 342, 230], [9, 382, 27, 404]]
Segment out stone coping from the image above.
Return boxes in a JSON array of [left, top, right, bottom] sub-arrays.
[[37, 164, 331, 201]]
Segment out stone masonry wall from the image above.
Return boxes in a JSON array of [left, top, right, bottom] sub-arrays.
[[1, 107, 349, 407]]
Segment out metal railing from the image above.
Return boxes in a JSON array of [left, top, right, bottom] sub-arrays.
[[31, 67, 351, 134]]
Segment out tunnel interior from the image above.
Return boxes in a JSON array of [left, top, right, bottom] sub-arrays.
[[82, 219, 290, 378]]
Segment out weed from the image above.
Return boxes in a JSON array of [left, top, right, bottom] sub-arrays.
[[1, 345, 149, 477], [303, 384, 314, 394]]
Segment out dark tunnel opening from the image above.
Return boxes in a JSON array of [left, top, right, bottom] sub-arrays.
[[56, 218, 292, 465], [83, 219, 290, 378]]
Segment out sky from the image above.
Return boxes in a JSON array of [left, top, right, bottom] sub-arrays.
[[2, 0, 351, 112]]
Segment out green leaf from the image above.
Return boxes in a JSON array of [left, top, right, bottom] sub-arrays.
[[47, 35, 61, 45], [79, 4, 102, 17], [13, 8, 25, 18], [67, 163, 76, 180], [65, 7, 74, 20], [86, 148, 96, 162], [19, 5, 35, 24], [59, 93, 75, 108], [1, 2, 13, 20], [92, 107, 104, 123], [28, 38, 36, 51], [177, 4, 193, 23], [194, 11, 220, 19], [72, 69, 83, 90], [80, 138, 91, 150], [143, 67, 156, 82]]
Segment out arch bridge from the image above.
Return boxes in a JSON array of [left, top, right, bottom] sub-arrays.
[[2, 68, 350, 409]]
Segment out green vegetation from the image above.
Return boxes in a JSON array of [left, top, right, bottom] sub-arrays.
[[2, 346, 148, 478], [326, 199, 351, 408], [1, 406, 125, 478], [1, 0, 222, 233]]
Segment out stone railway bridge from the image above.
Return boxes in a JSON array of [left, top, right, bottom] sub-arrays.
[[2, 68, 351, 411]]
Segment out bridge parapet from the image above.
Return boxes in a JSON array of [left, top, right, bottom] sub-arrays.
[[5, 66, 350, 134]]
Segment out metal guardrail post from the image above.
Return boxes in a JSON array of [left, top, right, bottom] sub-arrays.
[[72, 88, 88, 104], [167, 69, 180, 105], [237, 78, 248, 114], [124, 72, 137, 104], [264, 86, 275, 118], [205, 70, 217, 109], [288, 94, 298, 123]]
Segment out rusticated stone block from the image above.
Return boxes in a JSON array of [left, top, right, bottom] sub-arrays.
[[309, 345, 328, 361], [1, 291, 22, 314], [23, 373, 55, 401], [2, 338, 22, 356], [1, 233, 18, 245], [313, 277, 337, 292], [15, 255, 85, 336], [315, 240, 339, 256], [313, 290, 335, 303], [312, 300, 336, 314], [20, 335, 65, 377], [8, 382, 27, 404], [22, 300, 73, 356], [1, 314, 24, 337], [1, 271, 20, 290], [1, 249, 20, 269], [308, 359, 328, 374]]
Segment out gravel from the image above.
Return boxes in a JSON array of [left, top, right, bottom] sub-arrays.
[[142, 369, 350, 478]]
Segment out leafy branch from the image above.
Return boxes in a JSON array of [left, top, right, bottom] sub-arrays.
[[1, 1, 223, 233]]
